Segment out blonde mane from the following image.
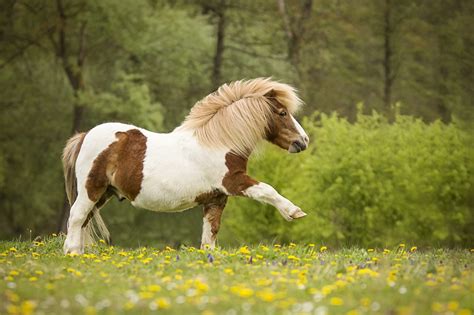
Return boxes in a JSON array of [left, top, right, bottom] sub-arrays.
[[180, 78, 303, 157]]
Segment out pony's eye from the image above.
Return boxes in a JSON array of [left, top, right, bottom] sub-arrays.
[[279, 111, 287, 117]]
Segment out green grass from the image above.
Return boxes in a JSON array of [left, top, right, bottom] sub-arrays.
[[0, 236, 473, 315]]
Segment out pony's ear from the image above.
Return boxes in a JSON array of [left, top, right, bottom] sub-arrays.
[[264, 89, 276, 98]]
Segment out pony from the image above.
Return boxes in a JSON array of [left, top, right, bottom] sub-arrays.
[[62, 78, 309, 254]]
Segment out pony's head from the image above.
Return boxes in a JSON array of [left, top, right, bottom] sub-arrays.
[[181, 78, 309, 156], [264, 89, 309, 153]]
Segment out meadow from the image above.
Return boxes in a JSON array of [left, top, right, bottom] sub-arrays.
[[0, 236, 472, 315]]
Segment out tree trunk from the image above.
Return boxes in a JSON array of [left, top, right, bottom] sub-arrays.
[[383, 0, 393, 110], [211, 1, 226, 89], [277, 0, 313, 76], [54, 0, 87, 233]]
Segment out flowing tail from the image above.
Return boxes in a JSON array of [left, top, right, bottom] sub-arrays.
[[62, 133, 110, 244]]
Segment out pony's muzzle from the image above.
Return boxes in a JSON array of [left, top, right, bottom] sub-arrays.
[[289, 138, 307, 153]]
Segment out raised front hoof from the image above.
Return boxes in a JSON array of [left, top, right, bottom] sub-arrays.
[[290, 208, 307, 220]]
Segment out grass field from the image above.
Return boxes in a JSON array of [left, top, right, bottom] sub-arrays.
[[0, 236, 472, 315]]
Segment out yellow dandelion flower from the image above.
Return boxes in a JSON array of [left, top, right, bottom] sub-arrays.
[[367, 248, 374, 252], [141, 257, 153, 264], [9, 247, 17, 252], [29, 276, 38, 282], [322, 285, 334, 296], [330, 297, 344, 306], [20, 300, 36, 315], [287, 255, 300, 261], [6, 291, 20, 302], [124, 301, 134, 310], [346, 265, 357, 272], [148, 284, 162, 292], [6, 304, 19, 314], [9, 270, 19, 276], [256, 278, 272, 286], [289, 243, 297, 248], [230, 285, 254, 298], [360, 298, 371, 307], [194, 279, 209, 292], [357, 268, 379, 277], [45, 283, 55, 290], [139, 291, 154, 300], [431, 302, 443, 312], [320, 246, 328, 252], [458, 309, 472, 315], [410, 246, 417, 252], [239, 246, 251, 255], [84, 306, 97, 315], [155, 298, 171, 309], [447, 301, 459, 312], [224, 268, 234, 275], [308, 243, 315, 247], [257, 289, 276, 302]]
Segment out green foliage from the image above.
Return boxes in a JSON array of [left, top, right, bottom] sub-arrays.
[[221, 110, 473, 247], [80, 73, 164, 130]]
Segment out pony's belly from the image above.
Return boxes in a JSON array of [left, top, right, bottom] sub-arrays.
[[131, 196, 198, 213]]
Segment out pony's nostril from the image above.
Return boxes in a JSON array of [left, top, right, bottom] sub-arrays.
[[293, 140, 306, 151], [303, 136, 309, 144]]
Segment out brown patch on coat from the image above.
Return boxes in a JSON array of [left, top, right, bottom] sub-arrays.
[[195, 189, 226, 205], [222, 152, 258, 195], [195, 191, 227, 239], [85, 129, 147, 202], [265, 98, 300, 150]]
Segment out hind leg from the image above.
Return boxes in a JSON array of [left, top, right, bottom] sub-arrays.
[[81, 189, 113, 246], [64, 193, 95, 254], [201, 195, 227, 249]]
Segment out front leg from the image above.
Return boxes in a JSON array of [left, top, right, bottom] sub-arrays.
[[242, 182, 307, 221], [222, 153, 306, 221]]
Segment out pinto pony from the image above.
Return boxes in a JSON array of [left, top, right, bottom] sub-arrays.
[[62, 78, 309, 254]]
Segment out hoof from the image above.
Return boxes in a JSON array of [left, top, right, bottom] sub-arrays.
[[63, 242, 83, 255], [290, 208, 307, 219]]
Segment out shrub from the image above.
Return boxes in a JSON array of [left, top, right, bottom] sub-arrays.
[[220, 111, 473, 247]]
